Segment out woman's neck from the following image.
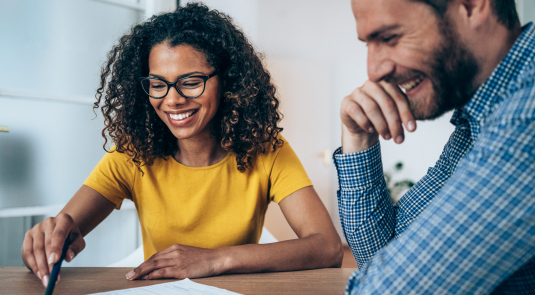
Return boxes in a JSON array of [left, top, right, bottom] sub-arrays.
[[174, 132, 228, 167]]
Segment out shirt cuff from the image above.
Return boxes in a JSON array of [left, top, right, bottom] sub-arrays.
[[333, 142, 384, 190]]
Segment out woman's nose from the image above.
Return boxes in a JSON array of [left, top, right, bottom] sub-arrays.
[[163, 86, 188, 106]]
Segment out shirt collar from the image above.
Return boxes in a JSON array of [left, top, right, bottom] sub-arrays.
[[451, 22, 535, 126]]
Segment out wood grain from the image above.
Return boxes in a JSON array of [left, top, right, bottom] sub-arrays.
[[1, 267, 357, 295]]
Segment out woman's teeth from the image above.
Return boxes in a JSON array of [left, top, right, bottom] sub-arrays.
[[169, 110, 195, 120], [399, 76, 424, 91]]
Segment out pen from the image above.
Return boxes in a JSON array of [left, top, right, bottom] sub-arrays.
[[44, 234, 70, 295]]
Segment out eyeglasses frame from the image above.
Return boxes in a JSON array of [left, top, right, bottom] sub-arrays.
[[139, 71, 218, 99]]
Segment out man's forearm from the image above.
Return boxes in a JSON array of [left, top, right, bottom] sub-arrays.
[[338, 189, 395, 268], [334, 143, 396, 268]]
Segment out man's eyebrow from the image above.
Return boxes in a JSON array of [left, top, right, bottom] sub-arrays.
[[359, 24, 400, 42], [148, 71, 203, 80]]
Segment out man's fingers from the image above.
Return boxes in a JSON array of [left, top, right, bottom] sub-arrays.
[[365, 81, 405, 143], [341, 79, 417, 149], [381, 82, 416, 132], [341, 98, 375, 134], [356, 91, 390, 140]]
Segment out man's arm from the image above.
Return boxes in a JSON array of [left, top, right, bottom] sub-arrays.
[[335, 121, 471, 268], [336, 80, 474, 268], [334, 143, 395, 268], [337, 80, 416, 268], [346, 119, 535, 294]]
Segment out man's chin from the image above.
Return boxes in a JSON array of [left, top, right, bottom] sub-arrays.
[[408, 97, 447, 121]]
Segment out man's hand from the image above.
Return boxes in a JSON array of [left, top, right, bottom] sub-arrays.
[[340, 80, 416, 153], [126, 244, 223, 280]]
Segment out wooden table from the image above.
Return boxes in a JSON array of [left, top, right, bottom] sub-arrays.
[[1, 267, 357, 294]]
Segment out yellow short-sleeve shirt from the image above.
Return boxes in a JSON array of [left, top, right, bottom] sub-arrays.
[[83, 138, 312, 260]]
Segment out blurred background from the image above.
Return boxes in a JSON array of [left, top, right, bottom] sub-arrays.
[[1, 0, 534, 267]]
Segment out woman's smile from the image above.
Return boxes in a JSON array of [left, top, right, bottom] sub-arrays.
[[165, 109, 199, 126]]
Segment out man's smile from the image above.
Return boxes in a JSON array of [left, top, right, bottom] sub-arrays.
[[398, 74, 425, 91]]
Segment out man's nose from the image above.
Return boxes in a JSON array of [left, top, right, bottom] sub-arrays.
[[163, 86, 188, 106], [367, 45, 395, 82]]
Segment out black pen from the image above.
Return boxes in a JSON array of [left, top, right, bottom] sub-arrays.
[[44, 235, 70, 295]]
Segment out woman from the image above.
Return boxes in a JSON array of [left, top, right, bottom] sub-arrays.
[[21, 3, 342, 287]]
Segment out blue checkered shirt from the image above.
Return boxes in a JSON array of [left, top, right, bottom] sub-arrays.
[[334, 23, 535, 294]]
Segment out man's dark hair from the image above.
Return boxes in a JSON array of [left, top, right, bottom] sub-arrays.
[[411, 0, 520, 30]]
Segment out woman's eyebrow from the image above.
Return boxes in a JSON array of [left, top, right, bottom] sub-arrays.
[[148, 71, 204, 80]]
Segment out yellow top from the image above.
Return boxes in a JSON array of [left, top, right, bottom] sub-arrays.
[[83, 138, 312, 260]]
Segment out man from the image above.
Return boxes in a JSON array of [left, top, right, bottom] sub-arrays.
[[335, 0, 535, 293]]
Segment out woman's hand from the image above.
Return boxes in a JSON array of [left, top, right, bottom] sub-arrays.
[[126, 244, 223, 280], [21, 213, 85, 287]]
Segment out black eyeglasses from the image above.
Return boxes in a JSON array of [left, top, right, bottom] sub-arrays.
[[139, 71, 218, 99]]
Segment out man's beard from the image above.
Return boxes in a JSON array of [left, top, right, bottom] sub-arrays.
[[393, 18, 480, 120]]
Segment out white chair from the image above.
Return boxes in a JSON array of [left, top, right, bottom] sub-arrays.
[[108, 227, 278, 267]]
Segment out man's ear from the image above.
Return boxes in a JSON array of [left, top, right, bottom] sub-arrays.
[[457, 0, 492, 28]]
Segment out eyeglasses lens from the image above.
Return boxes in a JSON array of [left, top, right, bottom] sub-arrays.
[[141, 77, 206, 98], [178, 77, 205, 98], [141, 79, 167, 98]]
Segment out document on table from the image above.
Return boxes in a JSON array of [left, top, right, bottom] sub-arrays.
[[88, 278, 243, 295]]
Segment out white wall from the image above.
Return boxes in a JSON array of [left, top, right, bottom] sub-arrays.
[[0, 0, 167, 267], [518, 0, 535, 25], [0, 0, 143, 208], [183, 0, 260, 45]]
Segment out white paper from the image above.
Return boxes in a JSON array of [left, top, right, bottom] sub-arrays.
[[88, 278, 243, 295]]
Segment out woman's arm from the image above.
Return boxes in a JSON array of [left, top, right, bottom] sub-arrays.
[[224, 185, 344, 272], [21, 185, 116, 286], [127, 186, 343, 280]]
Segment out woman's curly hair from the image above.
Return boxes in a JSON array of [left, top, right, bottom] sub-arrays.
[[95, 2, 283, 172]]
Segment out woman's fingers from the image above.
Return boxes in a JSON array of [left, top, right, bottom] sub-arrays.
[[21, 232, 38, 276], [33, 230, 50, 287], [47, 214, 73, 265], [21, 213, 85, 287], [127, 257, 174, 280], [150, 243, 179, 256], [64, 229, 85, 263], [126, 244, 217, 281], [141, 266, 175, 280], [42, 218, 56, 271]]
